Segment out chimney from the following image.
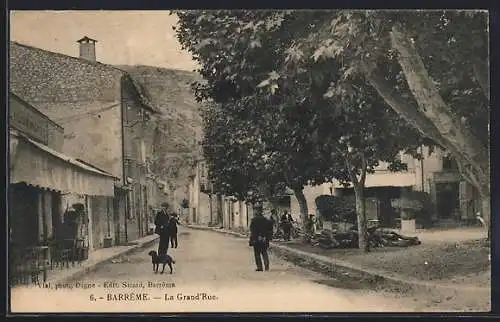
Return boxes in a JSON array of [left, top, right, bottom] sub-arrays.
[[77, 36, 97, 61]]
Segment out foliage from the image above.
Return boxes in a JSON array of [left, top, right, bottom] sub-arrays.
[[182, 10, 489, 204], [391, 198, 424, 212], [315, 195, 356, 223], [271, 10, 489, 201], [180, 199, 189, 209], [176, 10, 430, 181], [173, 10, 437, 248], [395, 190, 434, 224], [391, 189, 434, 222]]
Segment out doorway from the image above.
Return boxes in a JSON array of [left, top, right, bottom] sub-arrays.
[[9, 183, 39, 247], [435, 182, 460, 220], [51, 192, 62, 239]]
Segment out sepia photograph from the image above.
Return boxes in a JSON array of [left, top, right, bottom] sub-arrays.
[[8, 9, 491, 314]]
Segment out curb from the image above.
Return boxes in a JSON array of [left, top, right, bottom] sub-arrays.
[[187, 225, 489, 294], [58, 236, 159, 284]]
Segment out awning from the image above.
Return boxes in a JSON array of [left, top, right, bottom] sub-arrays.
[[10, 130, 118, 196], [332, 171, 417, 188]]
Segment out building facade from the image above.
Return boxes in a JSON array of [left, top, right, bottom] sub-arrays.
[[290, 147, 481, 228], [187, 159, 255, 232], [9, 93, 117, 284], [9, 38, 162, 247]]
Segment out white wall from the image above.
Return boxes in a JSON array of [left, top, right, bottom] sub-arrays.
[[289, 184, 329, 226]]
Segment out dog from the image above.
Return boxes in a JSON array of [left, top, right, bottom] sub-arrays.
[[148, 250, 175, 274]]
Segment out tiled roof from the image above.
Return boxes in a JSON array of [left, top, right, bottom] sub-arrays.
[[9, 41, 160, 114]]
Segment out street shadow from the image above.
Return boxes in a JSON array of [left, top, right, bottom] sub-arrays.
[[312, 278, 374, 290], [265, 268, 292, 273]]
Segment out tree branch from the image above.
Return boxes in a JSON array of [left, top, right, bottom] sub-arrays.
[[390, 23, 489, 183], [361, 64, 447, 148], [361, 61, 488, 191], [337, 146, 358, 186], [359, 153, 367, 186]]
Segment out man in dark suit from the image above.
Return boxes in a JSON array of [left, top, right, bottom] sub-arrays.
[[249, 203, 273, 271], [155, 202, 170, 256]]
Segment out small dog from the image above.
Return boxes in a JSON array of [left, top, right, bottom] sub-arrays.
[[148, 250, 175, 274]]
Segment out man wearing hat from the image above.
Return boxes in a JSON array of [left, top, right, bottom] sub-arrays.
[[155, 202, 171, 256], [249, 203, 273, 271]]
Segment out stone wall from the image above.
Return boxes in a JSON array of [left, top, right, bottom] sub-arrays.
[[33, 101, 123, 179], [197, 192, 212, 225], [89, 196, 114, 250], [10, 42, 125, 179]]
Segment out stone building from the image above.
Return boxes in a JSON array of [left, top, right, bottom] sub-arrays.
[[9, 92, 117, 282], [9, 38, 162, 247]]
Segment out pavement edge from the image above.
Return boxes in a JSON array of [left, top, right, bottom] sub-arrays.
[[58, 236, 159, 284]]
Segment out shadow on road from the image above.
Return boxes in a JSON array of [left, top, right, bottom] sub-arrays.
[[312, 278, 374, 290]]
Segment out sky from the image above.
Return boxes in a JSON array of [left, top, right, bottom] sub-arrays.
[[10, 11, 199, 71]]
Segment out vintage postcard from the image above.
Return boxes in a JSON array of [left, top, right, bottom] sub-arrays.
[[8, 10, 491, 314]]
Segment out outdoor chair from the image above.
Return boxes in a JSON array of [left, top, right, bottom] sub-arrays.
[[48, 238, 74, 270], [10, 246, 49, 285]]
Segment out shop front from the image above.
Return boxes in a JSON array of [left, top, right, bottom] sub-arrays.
[[9, 129, 117, 286]]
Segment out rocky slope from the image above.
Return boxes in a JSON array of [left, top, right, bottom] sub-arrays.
[[117, 65, 204, 205]]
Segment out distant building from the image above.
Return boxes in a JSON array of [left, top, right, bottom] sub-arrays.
[[187, 159, 256, 232], [291, 148, 481, 228]]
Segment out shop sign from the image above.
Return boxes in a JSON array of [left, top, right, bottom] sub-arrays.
[[10, 95, 49, 145]]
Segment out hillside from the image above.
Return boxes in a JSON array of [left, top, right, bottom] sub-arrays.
[[117, 65, 205, 205]]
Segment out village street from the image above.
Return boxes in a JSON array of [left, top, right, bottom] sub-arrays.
[[15, 227, 420, 313], [8, 10, 491, 316]]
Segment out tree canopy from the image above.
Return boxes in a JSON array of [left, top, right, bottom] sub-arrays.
[[174, 9, 490, 237]]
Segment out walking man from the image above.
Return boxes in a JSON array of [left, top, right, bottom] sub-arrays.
[[155, 202, 170, 256], [249, 204, 273, 271]]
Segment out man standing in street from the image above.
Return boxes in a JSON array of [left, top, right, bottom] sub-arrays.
[[155, 202, 170, 256], [249, 203, 273, 272]]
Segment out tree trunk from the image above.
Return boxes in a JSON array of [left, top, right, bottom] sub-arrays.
[[363, 25, 490, 231], [390, 23, 489, 191], [292, 188, 308, 232], [364, 65, 490, 225], [342, 152, 369, 252], [353, 183, 368, 252]]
